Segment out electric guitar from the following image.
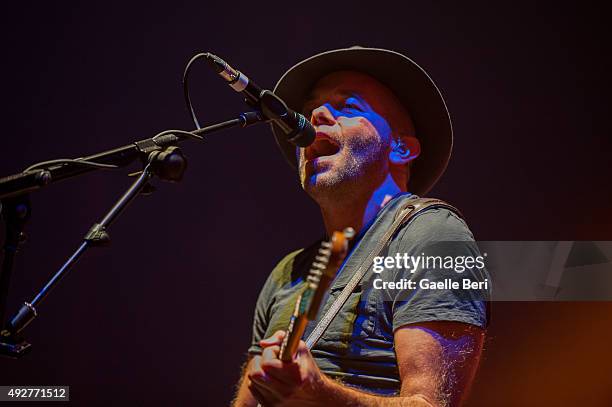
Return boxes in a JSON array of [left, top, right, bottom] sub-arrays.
[[278, 227, 355, 361]]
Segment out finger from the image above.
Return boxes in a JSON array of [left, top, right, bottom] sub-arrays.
[[260, 344, 302, 389], [250, 367, 295, 399], [295, 340, 315, 368], [260, 330, 286, 347], [262, 345, 280, 363], [296, 340, 309, 357], [248, 355, 265, 382], [250, 355, 262, 372], [262, 359, 302, 388], [250, 355, 287, 387], [249, 365, 292, 399], [249, 380, 280, 407]]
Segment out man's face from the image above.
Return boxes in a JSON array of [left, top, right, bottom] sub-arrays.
[[298, 71, 413, 199]]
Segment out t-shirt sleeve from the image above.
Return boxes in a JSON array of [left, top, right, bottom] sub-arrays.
[[389, 208, 489, 331], [247, 249, 302, 355], [248, 277, 273, 356]]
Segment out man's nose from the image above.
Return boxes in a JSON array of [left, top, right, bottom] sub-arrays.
[[310, 104, 337, 126]]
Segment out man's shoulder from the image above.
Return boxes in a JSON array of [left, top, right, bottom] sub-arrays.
[[395, 198, 474, 242], [267, 240, 322, 287]]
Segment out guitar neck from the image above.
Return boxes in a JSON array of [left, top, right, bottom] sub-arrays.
[[279, 307, 308, 361], [277, 228, 353, 362]]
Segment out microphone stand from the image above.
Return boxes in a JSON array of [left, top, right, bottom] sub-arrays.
[[0, 111, 265, 358]]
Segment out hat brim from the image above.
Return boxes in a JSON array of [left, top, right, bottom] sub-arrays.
[[271, 47, 453, 196]]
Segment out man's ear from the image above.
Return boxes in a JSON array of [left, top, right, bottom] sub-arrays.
[[389, 135, 420, 166]]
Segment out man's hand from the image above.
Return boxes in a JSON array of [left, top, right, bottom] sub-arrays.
[[247, 330, 327, 406]]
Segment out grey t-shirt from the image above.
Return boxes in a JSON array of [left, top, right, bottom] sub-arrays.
[[248, 194, 489, 395]]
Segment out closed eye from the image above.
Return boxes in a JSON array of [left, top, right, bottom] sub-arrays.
[[343, 97, 365, 112]]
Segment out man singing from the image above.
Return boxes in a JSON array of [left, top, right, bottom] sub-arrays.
[[232, 47, 489, 407]]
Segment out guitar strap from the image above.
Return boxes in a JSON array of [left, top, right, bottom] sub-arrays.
[[304, 197, 463, 349]]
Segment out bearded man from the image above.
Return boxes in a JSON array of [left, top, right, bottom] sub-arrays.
[[232, 47, 489, 407]]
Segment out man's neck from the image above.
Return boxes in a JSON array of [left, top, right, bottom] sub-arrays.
[[319, 174, 406, 236]]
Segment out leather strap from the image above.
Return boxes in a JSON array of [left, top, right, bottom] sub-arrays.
[[304, 197, 461, 349]]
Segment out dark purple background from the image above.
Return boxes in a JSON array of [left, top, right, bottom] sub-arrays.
[[1, 2, 611, 405]]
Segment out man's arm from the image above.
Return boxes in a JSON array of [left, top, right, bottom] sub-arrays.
[[232, 357, 258, 407], [248, 322, 484, 407], [394, 321, 485, 406]]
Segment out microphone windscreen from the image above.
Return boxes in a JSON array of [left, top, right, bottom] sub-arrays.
[[288, 114, 316, 147]]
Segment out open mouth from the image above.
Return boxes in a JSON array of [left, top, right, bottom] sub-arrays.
[[305, 134, 340, 160]]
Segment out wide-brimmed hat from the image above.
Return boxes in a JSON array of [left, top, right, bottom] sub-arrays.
[[271, 46, 453, 196]]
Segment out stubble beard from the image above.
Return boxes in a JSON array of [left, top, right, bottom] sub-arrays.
[[299, 142, 388, 208]]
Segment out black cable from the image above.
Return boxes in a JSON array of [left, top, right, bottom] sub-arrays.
[[152, 129, 203, 142], [20, 57, 210, 176], [24, 159, 119, 172], [182, 53, 209, 130]]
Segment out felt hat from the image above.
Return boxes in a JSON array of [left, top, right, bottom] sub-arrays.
[[271, 46, 453, 196]]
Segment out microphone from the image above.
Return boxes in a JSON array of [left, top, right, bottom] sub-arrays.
[[204, 53, 315, 147]]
